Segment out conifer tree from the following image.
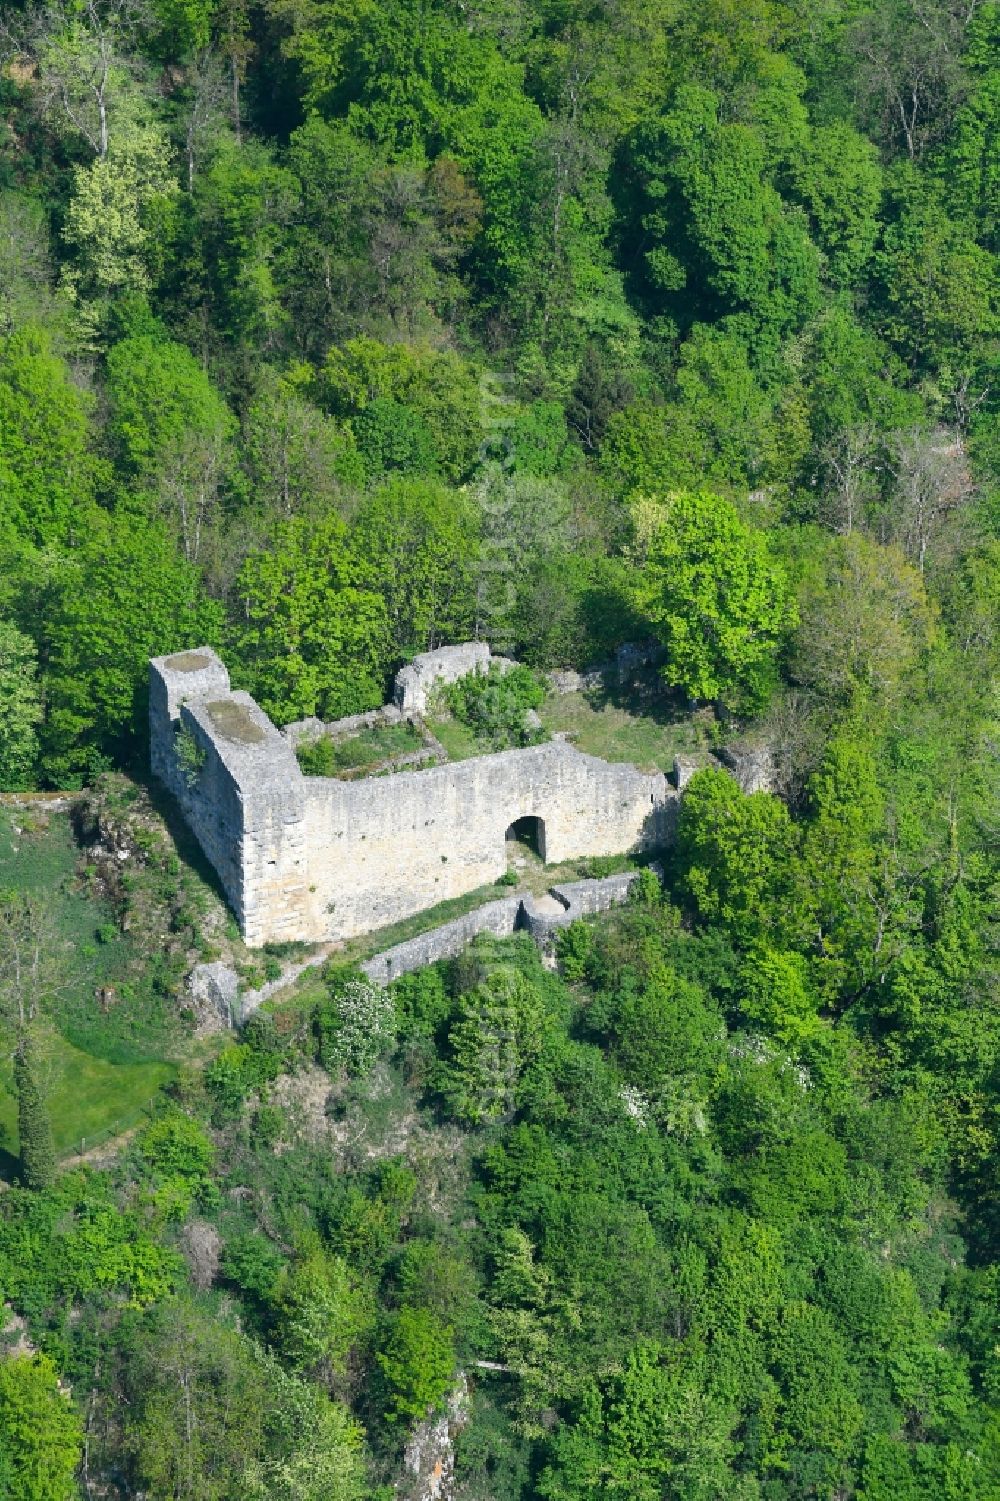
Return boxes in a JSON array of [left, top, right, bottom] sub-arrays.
[[14, 1036, 55, 1191]]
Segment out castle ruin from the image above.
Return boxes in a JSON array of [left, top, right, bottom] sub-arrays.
[[150, 644, 678, 948]]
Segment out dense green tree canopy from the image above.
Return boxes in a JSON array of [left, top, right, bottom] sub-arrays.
[[0, 0, 997, 1495], [0, 1353, 83, 1501]]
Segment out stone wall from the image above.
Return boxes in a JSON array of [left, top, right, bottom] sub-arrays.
[[360, 897, 524, 985], [360, 869, 652, 986], [394, 641, 490, 715], [150, 650, 309, 946], [150, 646, 679, 948], [297, 742, 672, 944]]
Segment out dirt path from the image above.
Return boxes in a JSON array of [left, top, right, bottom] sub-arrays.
[[61, 1124, 142, 1170]]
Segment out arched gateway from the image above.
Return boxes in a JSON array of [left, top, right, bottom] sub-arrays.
[[505, 815, 547, 861]]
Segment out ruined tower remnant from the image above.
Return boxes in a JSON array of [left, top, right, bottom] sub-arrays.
[[150, 645, 677, 947]]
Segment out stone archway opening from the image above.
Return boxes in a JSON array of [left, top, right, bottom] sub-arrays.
[[505, 815, 547, 863]]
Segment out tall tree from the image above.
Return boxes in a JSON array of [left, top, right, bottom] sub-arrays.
[[13, 1036, 56, 1189], [0, 893, 59, 1187], [636, 490, 796, 708]]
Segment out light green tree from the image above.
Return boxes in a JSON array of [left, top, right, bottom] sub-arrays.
[[6, 0, 145, 159], [234, 514, 389, 725], [243, 369, 363, 520], [242, 1365, 366, 1501], [676, 768, 809, 949], [769, 1301, 863, 1478], [353, 478, 479, 654], [376, 1305, 455, 1427], [125, 1297, 268, 1501], [800, 736, 889, 997], [537, 1341, 738, 1501], [62, 112, 178, 335], [106, 333, 236, 562], [636, 490, 796, 708], [41, 514, 223, 783], [273, 1245, 369, 1380], [0, 193, 62, 337], [739, 947, 821, 1049], [0, 1353, 82, 1501], [791, 533, 935, 711], [319, 337, 482, 483], [0, 327, 97, 548], [444, 967, 549, 1125]]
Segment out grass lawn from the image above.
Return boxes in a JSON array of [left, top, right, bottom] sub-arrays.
[[428, 682, 714, 774], [539, 687, 712, 772], [0, 1034, 175, 1158], [0, 805, 188, 1164], [424, 717, 483, 761]]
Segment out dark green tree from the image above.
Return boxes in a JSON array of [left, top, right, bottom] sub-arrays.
[[14, 1036, 56, 1191]]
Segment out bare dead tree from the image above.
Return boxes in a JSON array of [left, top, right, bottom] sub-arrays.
[[887, 425, 976, 574], [850, 0, 980, 158], [182, 49, 229, 192], [0, 0, 150, 160], [816, 423, 883, 536], [0, 889, 56, 1033]]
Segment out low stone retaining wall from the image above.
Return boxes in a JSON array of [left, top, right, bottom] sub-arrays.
[[547, 639, 667, 695], [519, 870, 646, 946], [361, 869, 650, 986], [232, 867, 654, 1019], [360, 897, 523, 985]]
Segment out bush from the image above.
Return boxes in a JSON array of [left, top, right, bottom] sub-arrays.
[[443, 664, 546, 750], [174, 725, 206, 788], [316, 974, 397, 1077], [376, 1305, 455, 1426], [205, 1043, 282, 1122], [556, 921, 596, 982], [139, 1112, 215, 1178]]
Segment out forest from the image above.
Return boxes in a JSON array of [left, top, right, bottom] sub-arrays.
[[0, 0, 998, 1494]]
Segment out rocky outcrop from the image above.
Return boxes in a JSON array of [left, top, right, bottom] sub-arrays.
[[398, 1374, 471, 1501], [188, 961, 239, 1028]]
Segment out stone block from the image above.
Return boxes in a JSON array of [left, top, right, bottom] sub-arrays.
[[188, 961, 239, 1028]]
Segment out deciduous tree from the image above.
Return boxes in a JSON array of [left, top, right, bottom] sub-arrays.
[[636, 490, 796, 708]]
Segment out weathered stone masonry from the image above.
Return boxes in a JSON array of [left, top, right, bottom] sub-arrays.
[[150, 646, 678, 948]]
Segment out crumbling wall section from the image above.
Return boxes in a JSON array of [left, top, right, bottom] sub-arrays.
[[394, 641, 490, 715], [150, 651, 310, 945]]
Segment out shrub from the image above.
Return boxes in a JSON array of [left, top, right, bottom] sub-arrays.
[[205, 1042, 282, 1121], [443, 664, 546, 750], [316, 975, 397, 1077], [556, 921, 596, 982], [141, 1115, 212, 1178], [175, 725, 206, 788]]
